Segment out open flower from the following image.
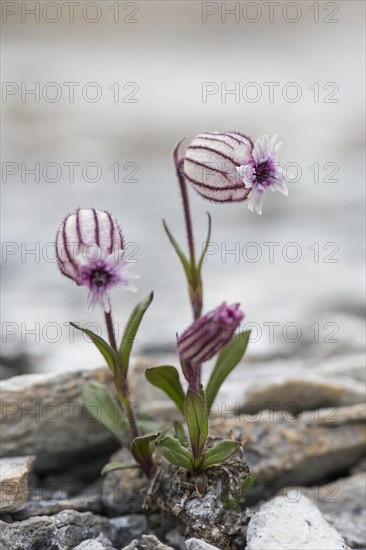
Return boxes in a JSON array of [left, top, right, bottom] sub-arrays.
[[237, 134, 293, 215], [177, 302, 244, 367], [55, 208, 138, 311], [183, 132, 253, 202]]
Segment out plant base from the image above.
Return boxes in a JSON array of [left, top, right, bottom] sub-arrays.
[[143, 445, 252, 549]]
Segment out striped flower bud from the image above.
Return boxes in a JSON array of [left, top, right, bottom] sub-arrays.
[[55, 208, 138, 311], [183, 132, 253, 202], [183, 131, 293, 213], [177, 302, 244, 366]]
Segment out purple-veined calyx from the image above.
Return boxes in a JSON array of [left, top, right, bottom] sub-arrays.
[[55, 208, 138, 311], [183, 131, 293, 213], [183, 131, 253, 203], [177, 302, 244, 368]]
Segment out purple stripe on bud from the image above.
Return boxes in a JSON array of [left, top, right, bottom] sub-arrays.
[[56, 209, 124, 282], [183, 132, 253, 203], [55, 209, 137, 311], [177, 302, 244, 367]]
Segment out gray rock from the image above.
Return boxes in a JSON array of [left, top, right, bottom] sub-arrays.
[[164, 527, 186, 549], [73, 534, 117, 549], [121, 535, 174, 550], [122, 541, 140, 550], [213, 404, 366, 500], [141, 534, 175, 549], [101, 449, 150, 516], [351, 457, 366, 474], [246, 494, 350, 549], [12, 493, 102, 520], [185, 538, 221, 549], [0, 510, 113, 550], [0, 367, 118, 472], [242, 374, 365, 412], [317, 353, 366, 382], [300, 472, 366, 548], [110, 515, 149, 547], [0, 455, 35, 513]]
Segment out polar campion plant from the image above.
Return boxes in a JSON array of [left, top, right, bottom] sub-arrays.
[[56, 208, 158, 476], [55, 131, 291, 493], [145, 132, 290, 492]]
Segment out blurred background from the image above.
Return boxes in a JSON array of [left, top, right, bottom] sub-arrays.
[[1, 1, 365, 382]]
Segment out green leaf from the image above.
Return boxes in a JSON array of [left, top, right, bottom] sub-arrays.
[[185, 388, 208, 461], [71, 323, 119, 375], [240, 473, 256, 502], [201, 440, 241, 469], [163, 219, 195, 288], [145, 366, 185, 414], [206, 330, 251, 411], [82, 382, 127, 440], [174, 420, 188, 447], [131, 432, 160, 466], [196, 212, 212, 276], [156, 435, 194, 471], [101, 462, 139, 475], [119, 292, 154, 376]]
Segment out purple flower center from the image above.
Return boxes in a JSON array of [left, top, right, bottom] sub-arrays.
[[79, 260, 115, 291], [92, 269, 110, 288], [255, 161, 273, 186]]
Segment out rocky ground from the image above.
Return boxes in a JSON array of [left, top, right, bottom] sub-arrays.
[[1, 357, 365, 550]]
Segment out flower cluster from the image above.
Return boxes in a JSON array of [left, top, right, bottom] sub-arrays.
[[55, 128, 290, 493]]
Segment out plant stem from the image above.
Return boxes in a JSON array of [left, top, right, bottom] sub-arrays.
[[174, 141, 202, 320], [105, 309, 118, 351], [104, 308, 140, 441]]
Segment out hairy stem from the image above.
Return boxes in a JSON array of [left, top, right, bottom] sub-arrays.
[[174, 141, 202, 320], [105, 309, 118, 351]]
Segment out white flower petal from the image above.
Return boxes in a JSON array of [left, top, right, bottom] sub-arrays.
[[122, 283, 138, 293], [85, 289, 95, 312], [247, 187, 264, 215], [275, 141, 283, 153], [85, 287, 110, 312], [100, 291, 111, 312], [272, 179, 288, 195]]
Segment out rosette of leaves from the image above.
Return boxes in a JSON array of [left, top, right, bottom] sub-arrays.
[[146, 330, 250, 493]]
